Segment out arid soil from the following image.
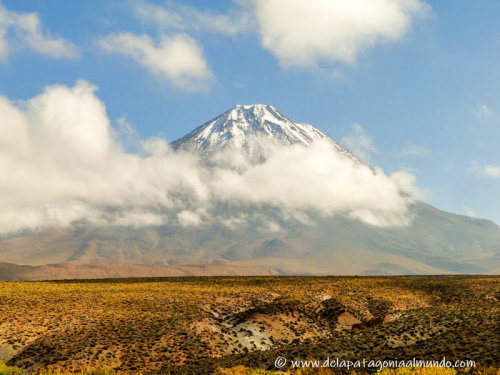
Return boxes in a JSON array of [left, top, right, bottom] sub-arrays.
[[0, 276, 499, 374]]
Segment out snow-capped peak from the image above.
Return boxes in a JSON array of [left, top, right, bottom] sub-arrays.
[[171, 104, 362, 164]]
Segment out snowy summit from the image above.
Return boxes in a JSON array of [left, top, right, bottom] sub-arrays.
[[171, 104, 362, 164]]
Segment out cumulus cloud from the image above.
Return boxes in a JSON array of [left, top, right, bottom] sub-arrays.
[[473, 104, 491, 119], [0, 3, 79, 60], [0, 80, 209, 233], [0, 81, 425, 234], [467, 161, 500, 178], [342, 123, 377, 162], [401, 142, 430, 156], [99, 32, 213, 92], [253, 0, 429, 67]]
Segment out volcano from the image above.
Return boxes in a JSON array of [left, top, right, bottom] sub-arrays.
[[1, 104, 500, 280]]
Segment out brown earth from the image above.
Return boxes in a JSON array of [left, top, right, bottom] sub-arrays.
[[0, 262, 278, 281]]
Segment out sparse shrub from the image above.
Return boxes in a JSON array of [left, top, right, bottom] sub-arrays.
[[464, 367, 500, 375], [38, 369, 72, 375], [214, 365, 274, 374], [379, 368, 457, 375], [293, 365, 334, 374], [0, 361, 24, 375], [82, 364, 117, 375]]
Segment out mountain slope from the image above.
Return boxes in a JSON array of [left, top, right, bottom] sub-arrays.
[[1, 104, 500, 279], [1, 199, 499, 277]]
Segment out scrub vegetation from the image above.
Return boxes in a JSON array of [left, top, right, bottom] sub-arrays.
[[1, 276, 499, 374]]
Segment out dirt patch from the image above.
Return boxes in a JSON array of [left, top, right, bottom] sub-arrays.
[[337, 312, 362, 331], [0, 344, 17, 362]]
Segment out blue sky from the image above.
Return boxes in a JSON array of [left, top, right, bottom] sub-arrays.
[[0, 0, 499, 225]]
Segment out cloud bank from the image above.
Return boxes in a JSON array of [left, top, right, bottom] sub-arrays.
[[0, 81, 421, 234], [0, 3, 79, 61]]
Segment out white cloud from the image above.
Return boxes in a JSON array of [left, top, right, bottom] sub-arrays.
[[211, 140, 412, 227], [401, 142, 430, 156], [462, 207, 477, 218], [0, 80, 209, 233], [485, 165, 500, 178], [141, 137, 171, 156], [0, 4, 79, 60], [0, 81, 425, 233], [253, 0, 429, 68], [260, 219, 281, 233], [342, 123, 377, 162], [115, 115, 142, 152], [467, 161, 500, 178], [177, 210, 203, 227], [99, 32, 213, 92], [133, 0, 254, 37], [389, 170, 430, 200], [131, 0, 429, 70], [473, 104, 491, 119]]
